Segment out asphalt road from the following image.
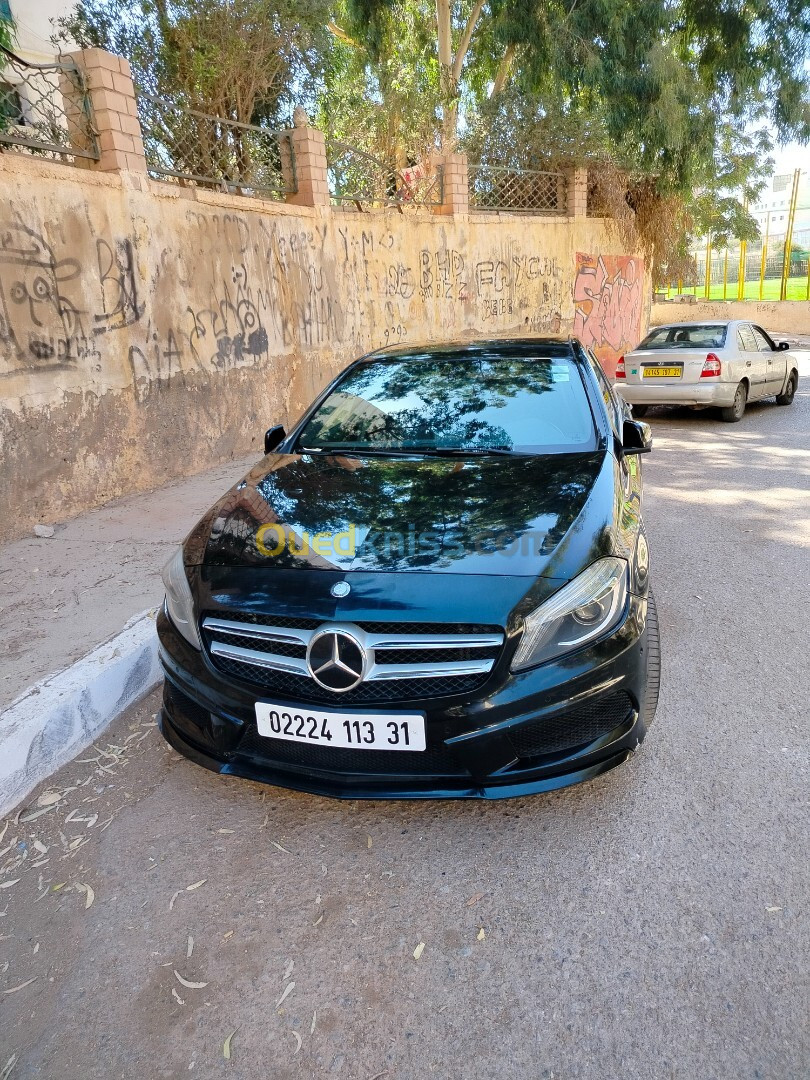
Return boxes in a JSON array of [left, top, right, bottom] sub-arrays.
[[1, 384, 809, 1080]]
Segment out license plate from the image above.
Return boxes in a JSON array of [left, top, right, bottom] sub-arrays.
[[643, 366, 681, 378], [255, 702, 426, 751]]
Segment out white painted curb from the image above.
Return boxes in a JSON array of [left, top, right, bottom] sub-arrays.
[[0, 609, 161, 818]]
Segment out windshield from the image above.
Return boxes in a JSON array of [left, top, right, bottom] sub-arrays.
[[637, 324, 727, 349], [296, 352, 597, 455]]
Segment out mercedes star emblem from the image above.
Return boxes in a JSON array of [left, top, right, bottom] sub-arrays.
[[306, 629, 366, 692], [331, 581, 351, 598]]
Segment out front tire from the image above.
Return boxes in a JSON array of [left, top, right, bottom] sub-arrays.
[[776, 371, 797, 406], [721, 381, 747, 423], [641, 588, 661, 727]]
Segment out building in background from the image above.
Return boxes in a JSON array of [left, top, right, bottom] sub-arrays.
[[4, 0, 74, 64]]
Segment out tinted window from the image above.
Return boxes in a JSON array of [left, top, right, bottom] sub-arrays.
[[638, 324, 727, 349], [298, 353, 596, 454], [751, 326, 774, 352]]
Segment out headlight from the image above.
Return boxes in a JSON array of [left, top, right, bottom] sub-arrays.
[[162, 546, 201, 650], [511, 557, 629, 671]]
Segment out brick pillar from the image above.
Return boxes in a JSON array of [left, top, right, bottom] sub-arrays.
[[64, 48, 147, 173], [566, 167, 588, 218], [282, 115, 330, 207], [432, 152, 468, 216]]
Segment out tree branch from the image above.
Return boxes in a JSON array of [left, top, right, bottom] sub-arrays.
[[327, 22, 362, 48], [490, 41, 516, 96], [452, 0, 486, 85]]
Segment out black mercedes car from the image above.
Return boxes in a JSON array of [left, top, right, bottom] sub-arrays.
[[158, 338, 659, 799]]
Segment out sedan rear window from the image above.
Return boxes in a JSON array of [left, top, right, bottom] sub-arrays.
[[297, 353, 596, 455], [638, 324, 727, 349]]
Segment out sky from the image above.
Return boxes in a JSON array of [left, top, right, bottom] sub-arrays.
[[770, 141, 810, 177]]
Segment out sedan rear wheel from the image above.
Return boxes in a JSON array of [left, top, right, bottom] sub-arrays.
[[721, 381, 747, 423], [775, 371, 797, 406]]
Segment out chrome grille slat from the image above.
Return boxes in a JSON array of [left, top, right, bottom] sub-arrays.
[[366, 659, 495, 681], [209, 640, 309, 676], [365, 632, 503, 649], [203, 616, 312, 647]]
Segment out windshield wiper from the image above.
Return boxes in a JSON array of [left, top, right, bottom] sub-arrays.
[[298, 445, 415, 457], [417, 446, 516, 457]]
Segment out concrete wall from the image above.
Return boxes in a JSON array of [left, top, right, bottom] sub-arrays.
[[651, 299, 810, 337], [0, 153, 648, 541]]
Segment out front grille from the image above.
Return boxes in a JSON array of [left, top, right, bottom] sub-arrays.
[[211, 656, 489, 704], [509, 692, 634, 759], [238, 727, 468, 775], [202, 610, 504, 704]]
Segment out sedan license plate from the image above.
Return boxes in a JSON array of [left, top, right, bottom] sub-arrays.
[[255, 702, 426, 751], [642, 365, 681, 378]]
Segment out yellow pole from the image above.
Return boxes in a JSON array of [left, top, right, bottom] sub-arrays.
[[723, 249, 728, 299], [677, 276, 682, 296], [780, 169, 800, 301], [759, 211, 770, 300], [737, 196, 748, 300], [704, 237, 712, 299]]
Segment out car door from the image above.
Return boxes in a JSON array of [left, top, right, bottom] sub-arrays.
[[585, 348, 643, 527], [736, 323, 768, 399], [752, 325, 787, 394]]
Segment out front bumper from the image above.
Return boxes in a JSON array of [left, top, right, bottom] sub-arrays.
[[157, 594, 652, 800], [617, 381, 736, 407]]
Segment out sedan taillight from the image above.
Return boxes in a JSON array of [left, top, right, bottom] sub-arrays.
[[700, 353, 722, 378], [615, 355, 626, 380]]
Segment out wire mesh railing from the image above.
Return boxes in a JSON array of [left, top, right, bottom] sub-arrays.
[[136, 90, 296, 199], [469, 163, 566, 214], [327, 141, 443, 207], [0, 44, 98, 161]]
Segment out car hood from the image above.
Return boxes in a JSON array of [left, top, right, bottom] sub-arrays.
[[184, 450, 617, 580]]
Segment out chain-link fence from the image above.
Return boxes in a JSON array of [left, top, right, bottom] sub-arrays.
[[0, 45, 98, 162], [469, 164, 567, 213], [136, 90, 296, 199], [327, 141, 443, 207]]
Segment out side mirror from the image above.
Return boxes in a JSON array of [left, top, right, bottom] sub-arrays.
[[264, 425, 286, 455], [777, 341, 790, 351], [622, 418, 652, 456]]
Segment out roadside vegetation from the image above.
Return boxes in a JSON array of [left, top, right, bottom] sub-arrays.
[[55, 0, 810, 280]]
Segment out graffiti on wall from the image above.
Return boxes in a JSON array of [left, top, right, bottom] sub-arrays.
[[572, 253, 643, 376]]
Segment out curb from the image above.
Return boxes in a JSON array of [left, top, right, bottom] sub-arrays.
[[0, 609, 162, 819]]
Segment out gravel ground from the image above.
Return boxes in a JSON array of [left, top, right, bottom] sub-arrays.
[[1, 384, 808, 1080]]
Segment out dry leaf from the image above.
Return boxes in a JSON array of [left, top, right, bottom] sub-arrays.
[[77, 882, 95, 909], [270, 841, 292, 854], [223, 1030, 237, 1060], [1, 1053, 18, 1080], [33, 943, 39, 954], [313, 914, 324, 926], [477, 928, 485, 941], [413, 942, 425, 960], [186, 879, 206, 892], [275, 981, 295, 1009], [292, 1031, 302, 1054], [766, 906, 782, 912], [367, 836, 372, 849], [172, 987, 185, 1006], [51, 882, 67, 892], [283, 959, 294, 980], [310, 1011, 317, 1034], [37, 792, 62, 808], [3, 977, 37, 995], [217, 829, 234, 835], [223, 930, 234, 940], [187, 936, 194, 958], [32, 841, 47, 854], [466, 892, 484, 907], [174, 970, 208, 989], [169, 890, 181, 912], [0, 880, 19, 890], [19, 807, 55, 824], [0, 822, 7, 845]]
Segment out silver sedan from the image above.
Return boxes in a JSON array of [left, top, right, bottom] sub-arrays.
[[615, 319, 800, 422]]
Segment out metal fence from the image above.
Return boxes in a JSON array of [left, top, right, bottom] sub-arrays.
[[661, 219, 810, 302], [469, 164, 566, 214], [0, 45, 98, 161], [136, 91, 296, 199], [327, 141, 443, 207]]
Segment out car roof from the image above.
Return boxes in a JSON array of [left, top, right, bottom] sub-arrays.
[[645, 319, 737, 329], [363, 337, 577, 362]]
